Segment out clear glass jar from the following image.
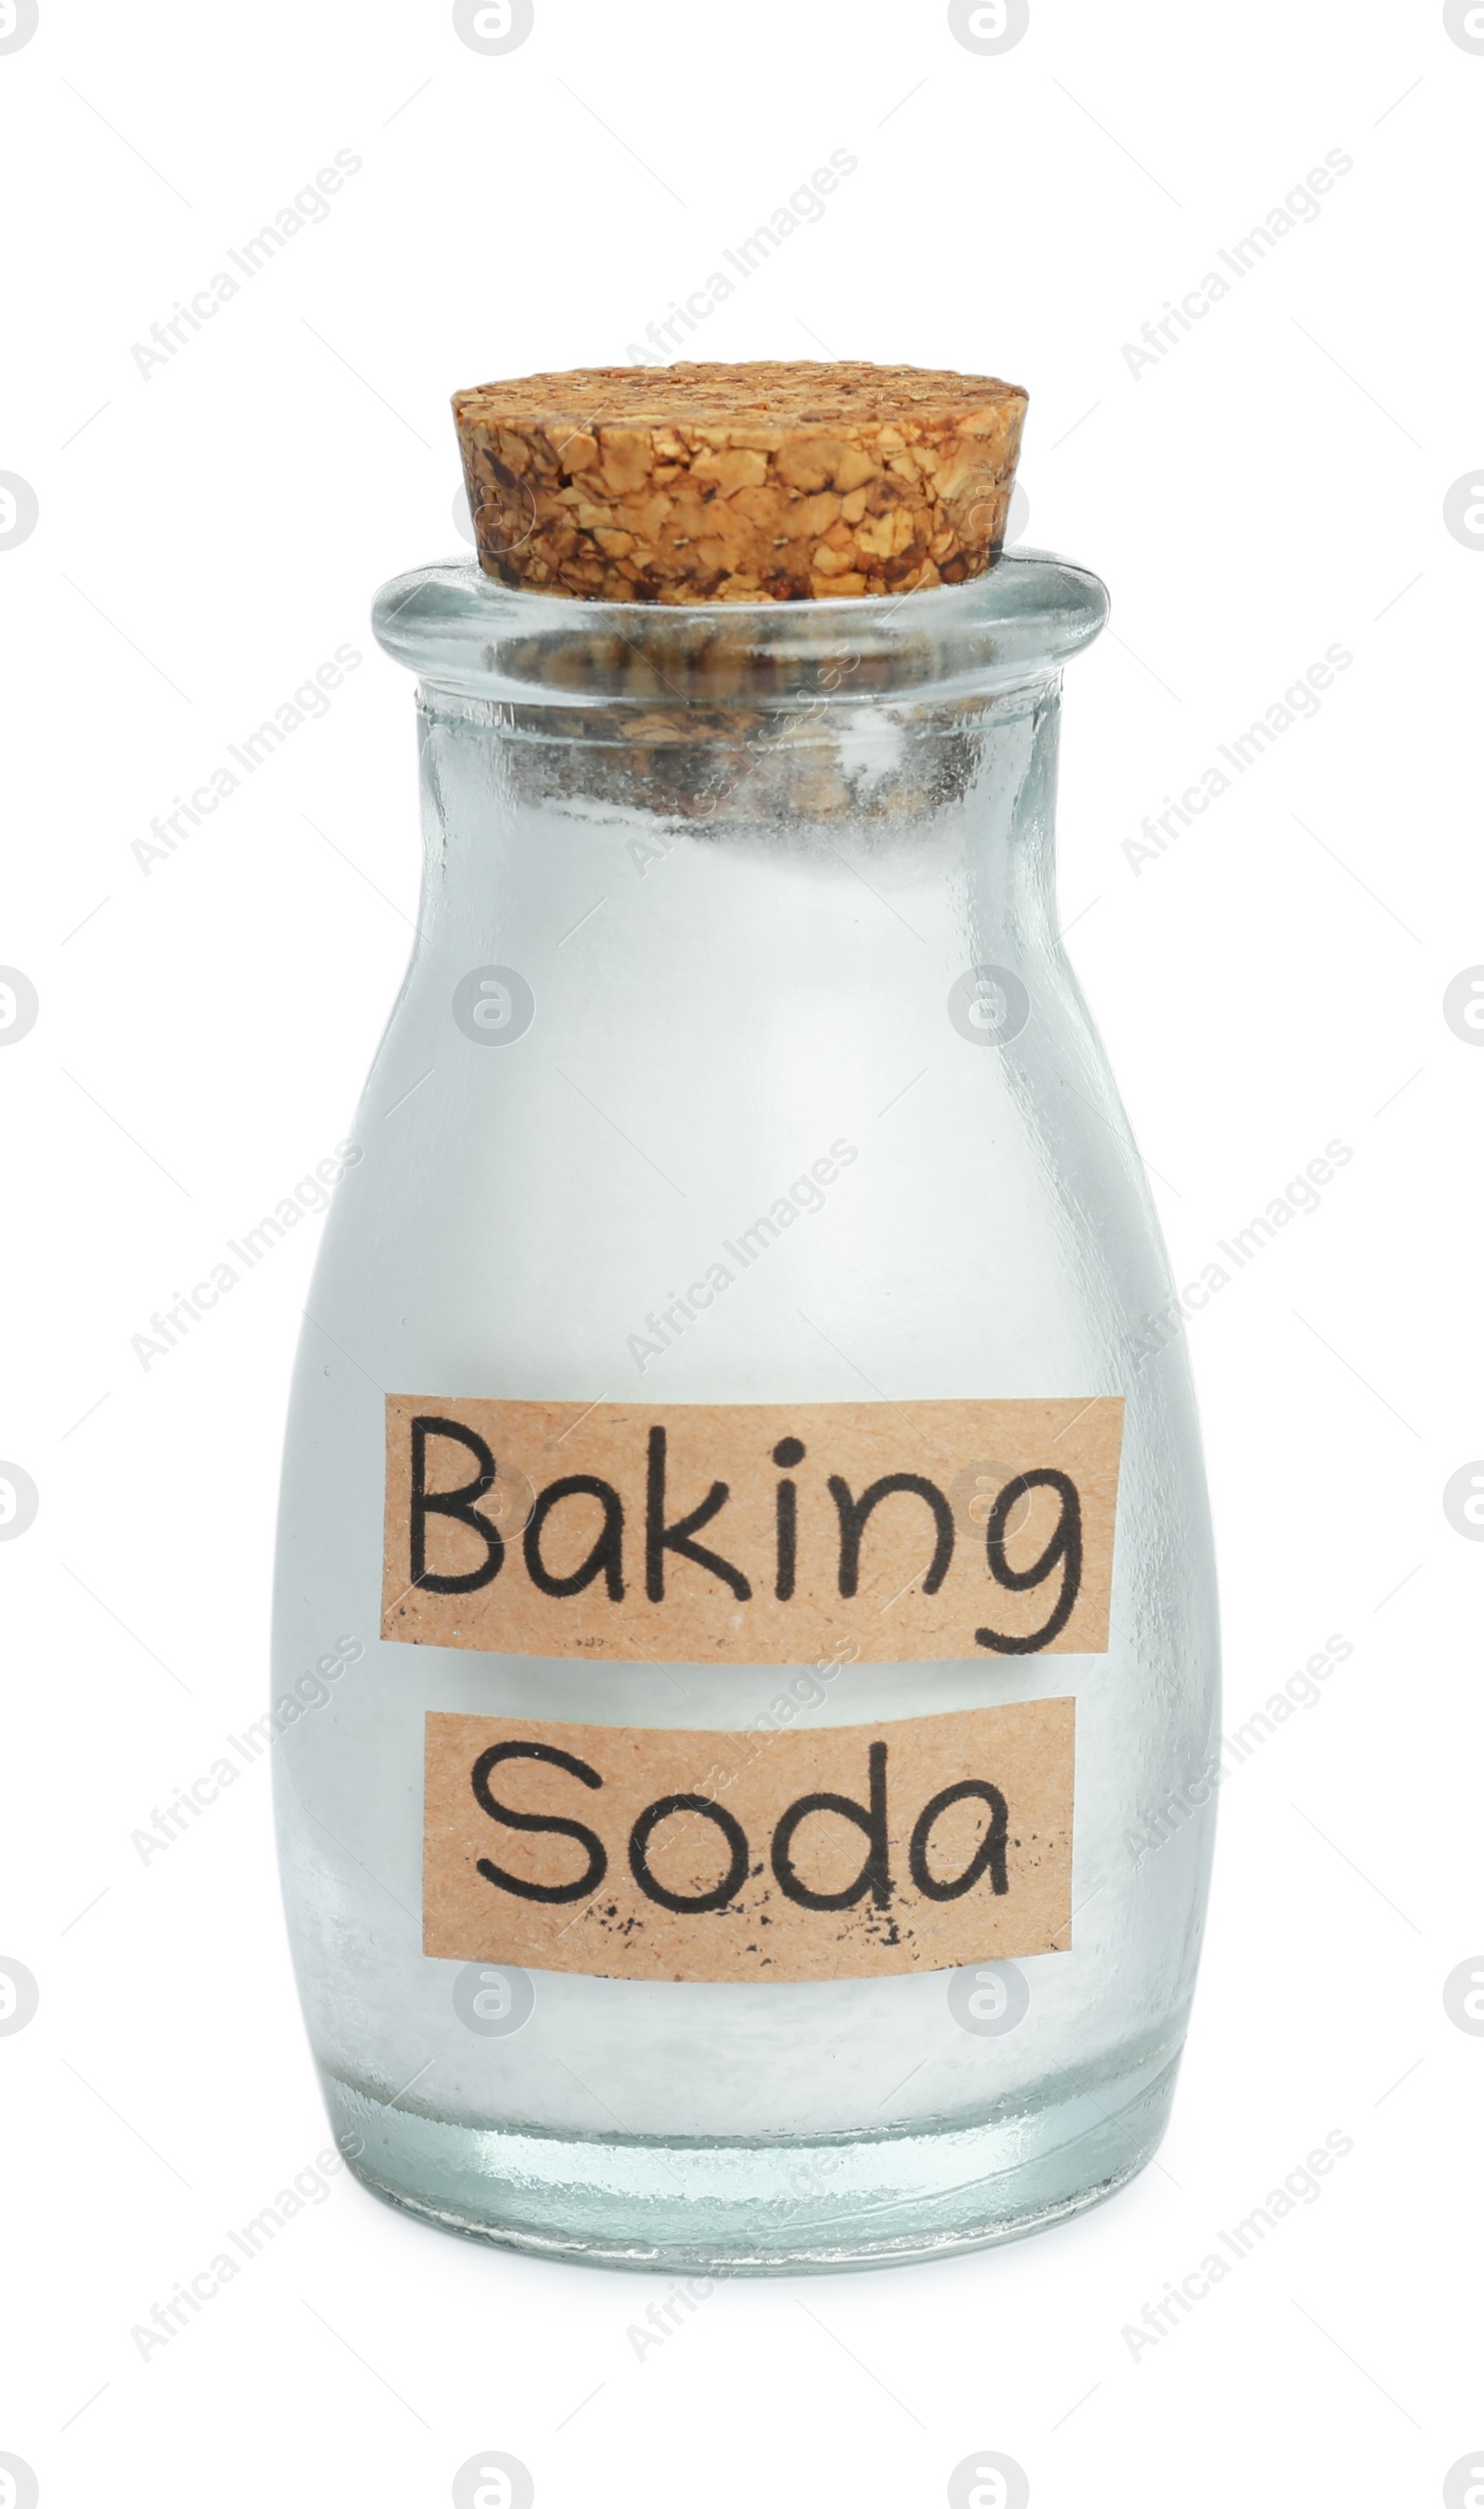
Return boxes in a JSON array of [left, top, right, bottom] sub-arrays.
[[272, 549, 1220, 2272]]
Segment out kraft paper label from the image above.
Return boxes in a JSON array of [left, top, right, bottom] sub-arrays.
[[383, 1396, 1122, 1665], [423, 1698, 1074, 1983]]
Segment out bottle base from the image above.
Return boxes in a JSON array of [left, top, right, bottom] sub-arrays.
[[320, 2044, 1180, 2275]]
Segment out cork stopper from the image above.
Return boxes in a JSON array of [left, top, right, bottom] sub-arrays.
[[452, 361, 1028, 604]]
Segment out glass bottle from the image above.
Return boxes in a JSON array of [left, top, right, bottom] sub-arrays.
[[272, 546, 1220, 2271]]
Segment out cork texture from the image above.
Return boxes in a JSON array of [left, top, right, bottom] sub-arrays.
[[452, 361, 1028, 603]]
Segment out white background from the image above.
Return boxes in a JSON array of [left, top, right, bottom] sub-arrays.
[[2, 2, 1480, 2503]]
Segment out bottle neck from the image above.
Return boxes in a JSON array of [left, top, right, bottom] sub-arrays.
[[376, 554, 1106, 1017], [406, 672, 1068, 1082]]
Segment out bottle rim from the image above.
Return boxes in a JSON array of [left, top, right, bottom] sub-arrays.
[[372, 547, 1108, 715]]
